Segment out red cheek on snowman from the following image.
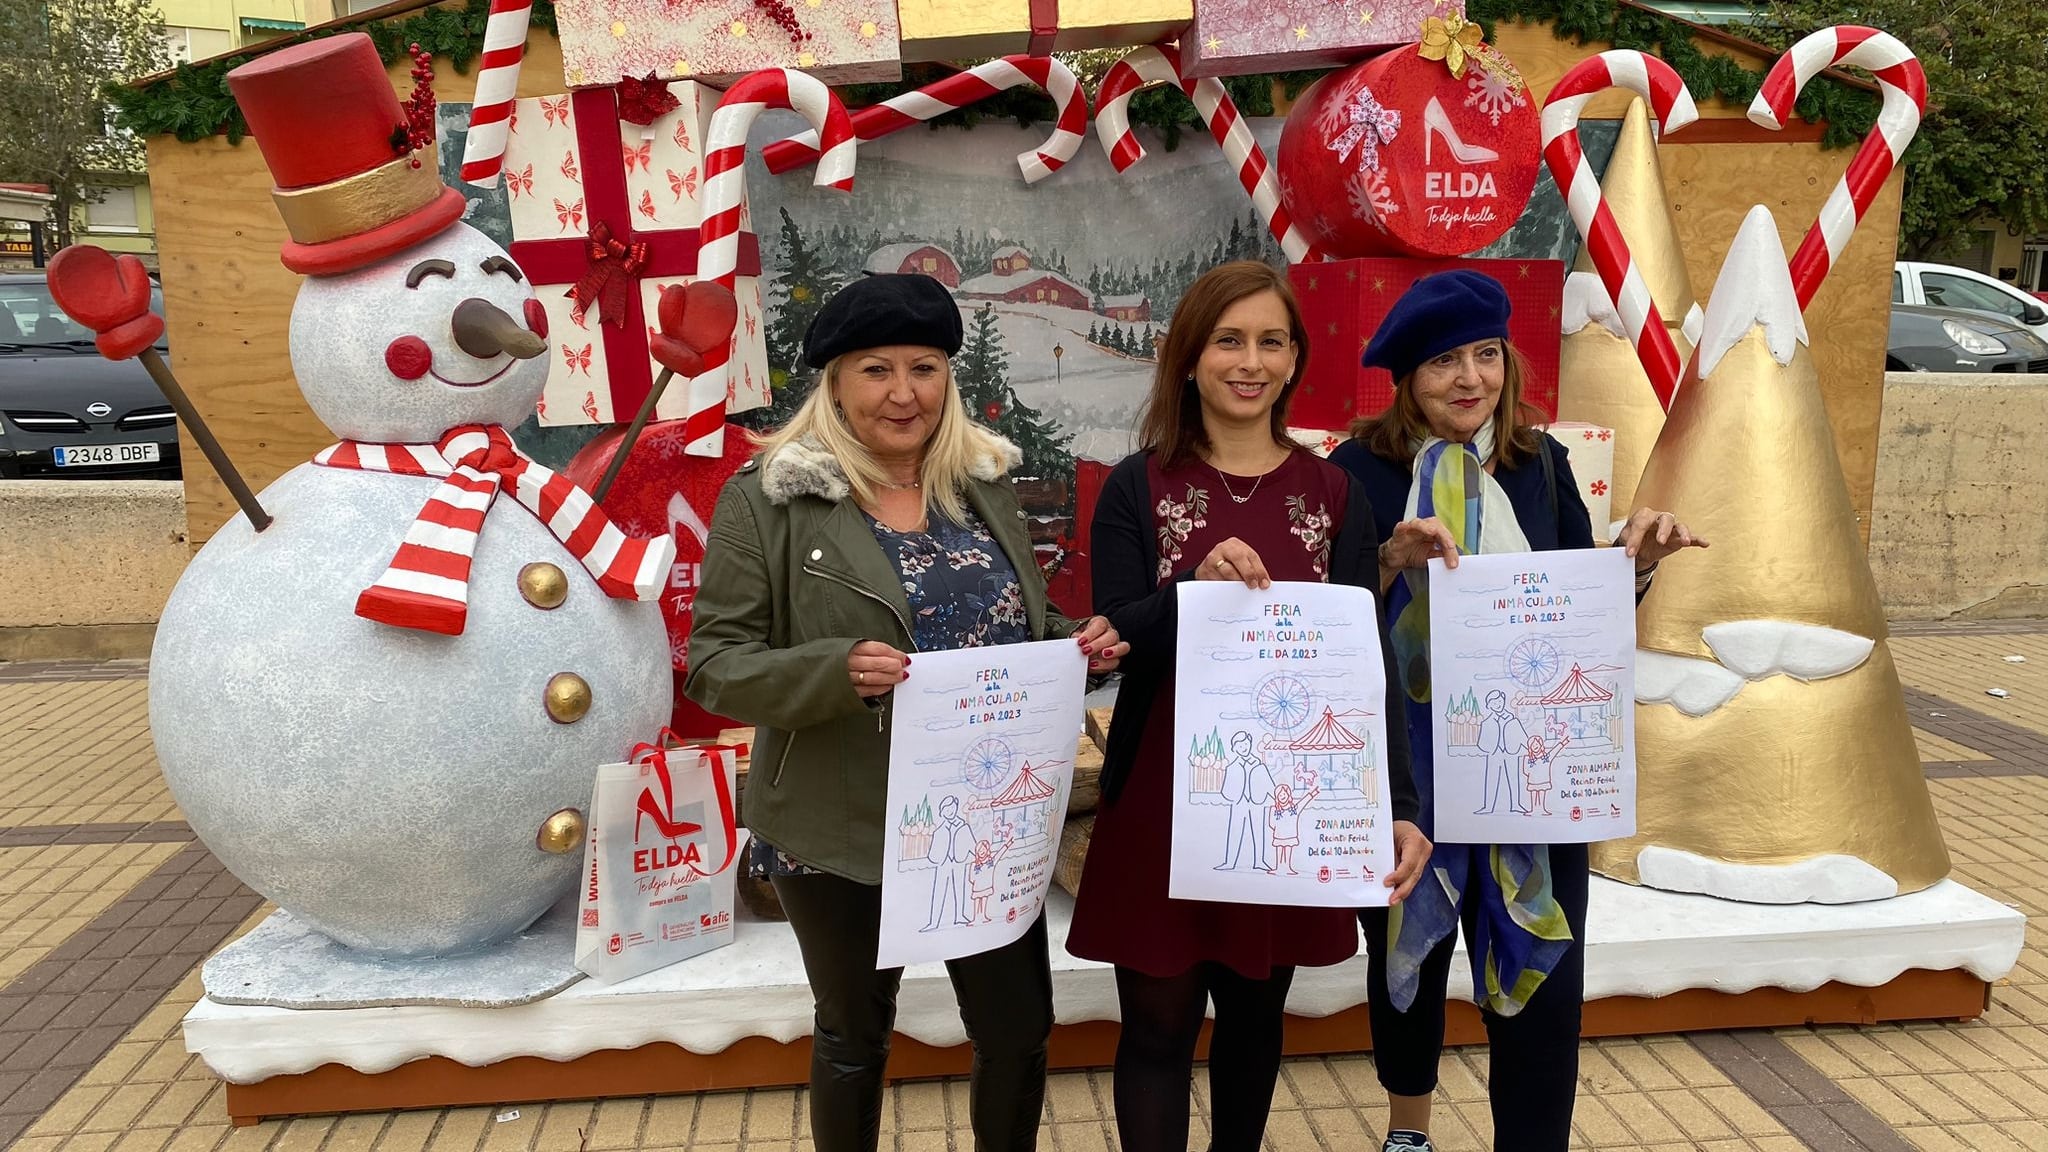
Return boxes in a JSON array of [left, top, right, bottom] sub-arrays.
[[524, 299, 549, 340], [385, 335, 434, 381]]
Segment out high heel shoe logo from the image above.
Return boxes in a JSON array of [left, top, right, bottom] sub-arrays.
[[1423, 96, 1498, 166], [635, 758, 703, 845]]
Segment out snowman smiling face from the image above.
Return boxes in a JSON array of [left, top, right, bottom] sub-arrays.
[[289, 223, 551, 443]]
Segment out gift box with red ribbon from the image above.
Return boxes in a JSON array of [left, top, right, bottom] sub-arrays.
[[554, 0, 901, 88], [897, 0, 1191, 60], [503, 81, 768, 427], [1286, 257, 1564, 432], [1180, 0, 1439, 78]]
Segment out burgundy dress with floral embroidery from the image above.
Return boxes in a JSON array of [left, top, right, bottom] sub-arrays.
[[1067, 450, 1359, 979]]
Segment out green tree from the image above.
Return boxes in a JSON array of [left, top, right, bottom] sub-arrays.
[[0, 0, 170, 250], [953, 304, 1074, 479], [739, 207, 831, 430], [1745, 1, 2048, 259]]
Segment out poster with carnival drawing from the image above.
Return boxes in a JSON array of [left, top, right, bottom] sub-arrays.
[[877, 640, 1088, 969], [1171, 581, 1396, 907], [1428, 549, 1637, 845]]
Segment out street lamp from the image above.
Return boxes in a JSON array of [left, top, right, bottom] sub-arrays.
[[1053, 342, 1064, 390]]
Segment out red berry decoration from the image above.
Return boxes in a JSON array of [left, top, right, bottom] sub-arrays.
[[400, 42, 438, 164], [984, 402, 1003, 422]]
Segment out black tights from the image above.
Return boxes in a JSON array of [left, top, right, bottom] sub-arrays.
[[1111, 963, 1295, 1152]]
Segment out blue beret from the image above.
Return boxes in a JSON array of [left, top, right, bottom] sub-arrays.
[[803, 273, 963, 368], [1361, 270, 1513, 380]]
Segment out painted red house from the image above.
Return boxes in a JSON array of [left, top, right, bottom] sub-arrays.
[[864, 242, 961, 287], [991, 245, 1032, 274], [1099, 294, 1150, 322]]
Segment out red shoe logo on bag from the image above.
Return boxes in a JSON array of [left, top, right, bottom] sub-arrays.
[[635, 756, 703, 845]]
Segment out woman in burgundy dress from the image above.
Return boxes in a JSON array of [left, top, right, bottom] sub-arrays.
[[1068, 261, 1432, 1152]]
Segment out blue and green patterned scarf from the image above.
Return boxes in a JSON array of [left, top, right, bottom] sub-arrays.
[[1384, 438, 1573, 1017]]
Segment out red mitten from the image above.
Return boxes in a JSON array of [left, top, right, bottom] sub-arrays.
[[649, 281, 739, 378], [46, 246, 164, 361]]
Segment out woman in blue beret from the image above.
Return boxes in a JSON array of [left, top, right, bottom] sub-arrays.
[[687, 273, 1127, 1152], [1326, 270, 1704, 1152]]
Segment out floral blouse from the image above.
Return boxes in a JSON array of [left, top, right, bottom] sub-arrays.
[[752, 506, 1031, 880]]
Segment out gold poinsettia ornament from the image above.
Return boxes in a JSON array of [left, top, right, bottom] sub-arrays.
[[1418, 11, 1484, 76]]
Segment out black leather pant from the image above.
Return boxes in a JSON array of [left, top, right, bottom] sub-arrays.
[[773, 871, 1053, 1152]]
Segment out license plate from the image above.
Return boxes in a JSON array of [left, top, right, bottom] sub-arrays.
[[52, 442, 161, 467]]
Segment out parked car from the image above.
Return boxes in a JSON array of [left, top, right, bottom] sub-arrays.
[[1894, 260, 2048, 342], [1888, 303, 2048, 373], [0, 273, 181, 479]]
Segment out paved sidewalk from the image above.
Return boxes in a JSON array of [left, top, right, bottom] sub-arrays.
[[1, 621, 2046, 1151]]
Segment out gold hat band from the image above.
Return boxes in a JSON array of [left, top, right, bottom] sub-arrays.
[[271, 153, 446, 247]]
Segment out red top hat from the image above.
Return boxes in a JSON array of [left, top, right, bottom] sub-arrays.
[[227, 33, 467, 276]]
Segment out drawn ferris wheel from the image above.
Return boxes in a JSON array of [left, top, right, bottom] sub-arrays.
[[1507, 637, 1562, 689], [1252, 673, 1314, 735], [961, 737, 1015, 792]]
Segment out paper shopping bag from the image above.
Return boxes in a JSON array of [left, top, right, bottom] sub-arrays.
[[574, 733, 742, 983]]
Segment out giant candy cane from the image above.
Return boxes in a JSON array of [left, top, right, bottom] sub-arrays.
[[458, 0, 532, 187], [1540, 51, 1699, 410], [1748, 26, 1926, 311], [685, 68, 857, 457], [763, 55, 1088, 184], [1096, 46, 1318, 264]]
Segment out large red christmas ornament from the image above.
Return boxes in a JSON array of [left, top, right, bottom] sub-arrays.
[[565, 419, 755, 738], [1277, 44, 1540, 259]]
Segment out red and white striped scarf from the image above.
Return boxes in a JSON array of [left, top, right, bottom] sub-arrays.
[[313, 424, 674, 636]]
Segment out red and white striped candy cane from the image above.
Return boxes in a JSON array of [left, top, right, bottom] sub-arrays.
[[686, 68, 856, 457], [1540, 51, 1699, 410], [458, 0, 532, 187], [763, 55, 1086, 185], [1096, 46, 1318, 264], [1748, 26, 1925, 311]]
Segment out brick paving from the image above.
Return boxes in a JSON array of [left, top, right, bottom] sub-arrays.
[[1, 628, 2047, 1151]]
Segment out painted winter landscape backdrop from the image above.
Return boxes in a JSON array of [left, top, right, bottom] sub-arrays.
[[440, 107, 1619, 610]]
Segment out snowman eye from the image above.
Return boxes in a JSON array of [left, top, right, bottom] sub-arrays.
[[405, 260, 456, 288], [481, 256, 524, 283]]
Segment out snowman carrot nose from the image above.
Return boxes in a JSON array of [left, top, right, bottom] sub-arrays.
[[451, 297, 547, 360]]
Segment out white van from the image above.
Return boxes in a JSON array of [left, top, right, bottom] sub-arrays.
[[1894, 260, 2048, 342]]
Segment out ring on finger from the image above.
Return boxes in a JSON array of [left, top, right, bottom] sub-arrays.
[[857, 671, 865, 685]]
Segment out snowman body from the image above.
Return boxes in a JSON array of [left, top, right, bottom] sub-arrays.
[[148, 223, 671, 958]]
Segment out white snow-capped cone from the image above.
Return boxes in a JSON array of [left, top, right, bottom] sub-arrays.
[[1702, 620, 1875, 681], [1696, 205, 1810, 378], [1635, 846, 1900, 904], [1635, 648, 1746, 715], [1681, 301, 1703, 346], [1560, 271, 1630, 339]]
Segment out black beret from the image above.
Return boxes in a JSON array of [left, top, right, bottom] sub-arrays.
[[1361, 269, 1513, 381], [802, 273, 964, 369]]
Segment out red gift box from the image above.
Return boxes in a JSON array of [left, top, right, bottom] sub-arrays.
[[1182, 0, 1440, 79], [564, 419, 756, 739], [1287, 257, 1564, 431]]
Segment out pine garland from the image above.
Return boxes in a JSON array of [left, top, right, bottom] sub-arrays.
[[106, 0, 1872, 149]]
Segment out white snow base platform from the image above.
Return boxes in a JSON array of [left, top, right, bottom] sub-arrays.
[[188, 878, 2023, 1125]]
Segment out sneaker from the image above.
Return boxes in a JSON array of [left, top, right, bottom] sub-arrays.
[[1383, 1132, 1433, 1151]]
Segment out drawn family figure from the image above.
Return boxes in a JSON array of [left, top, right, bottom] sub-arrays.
[[1215, 731, 1278, 872], [1523, 734, 1569, 816], [968, 830, 1015, 924], [1267, 782, 1320, 875], [922, 796, 978, 931], [1475, 690, 1532, 816]]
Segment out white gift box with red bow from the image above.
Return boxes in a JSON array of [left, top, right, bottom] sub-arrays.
[[1538, 421, 1617, 536], [503, 82, 770, 428]]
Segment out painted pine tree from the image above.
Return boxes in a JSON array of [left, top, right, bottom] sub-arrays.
[[738, 207, 833, 430], [953, 304, 1075, 480]]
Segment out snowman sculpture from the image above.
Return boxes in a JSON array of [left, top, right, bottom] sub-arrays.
[[138, 35, 672, 958]]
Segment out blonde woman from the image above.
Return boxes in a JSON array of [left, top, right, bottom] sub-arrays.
[[685, 274, 1126, 1152]]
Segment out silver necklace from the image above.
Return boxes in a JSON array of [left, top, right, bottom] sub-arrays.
[[1212, 461, 1278, 504], [878, 477, 921, 491]]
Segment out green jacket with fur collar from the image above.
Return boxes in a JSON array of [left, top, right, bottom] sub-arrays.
[[683, 434, 1079, 884]]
